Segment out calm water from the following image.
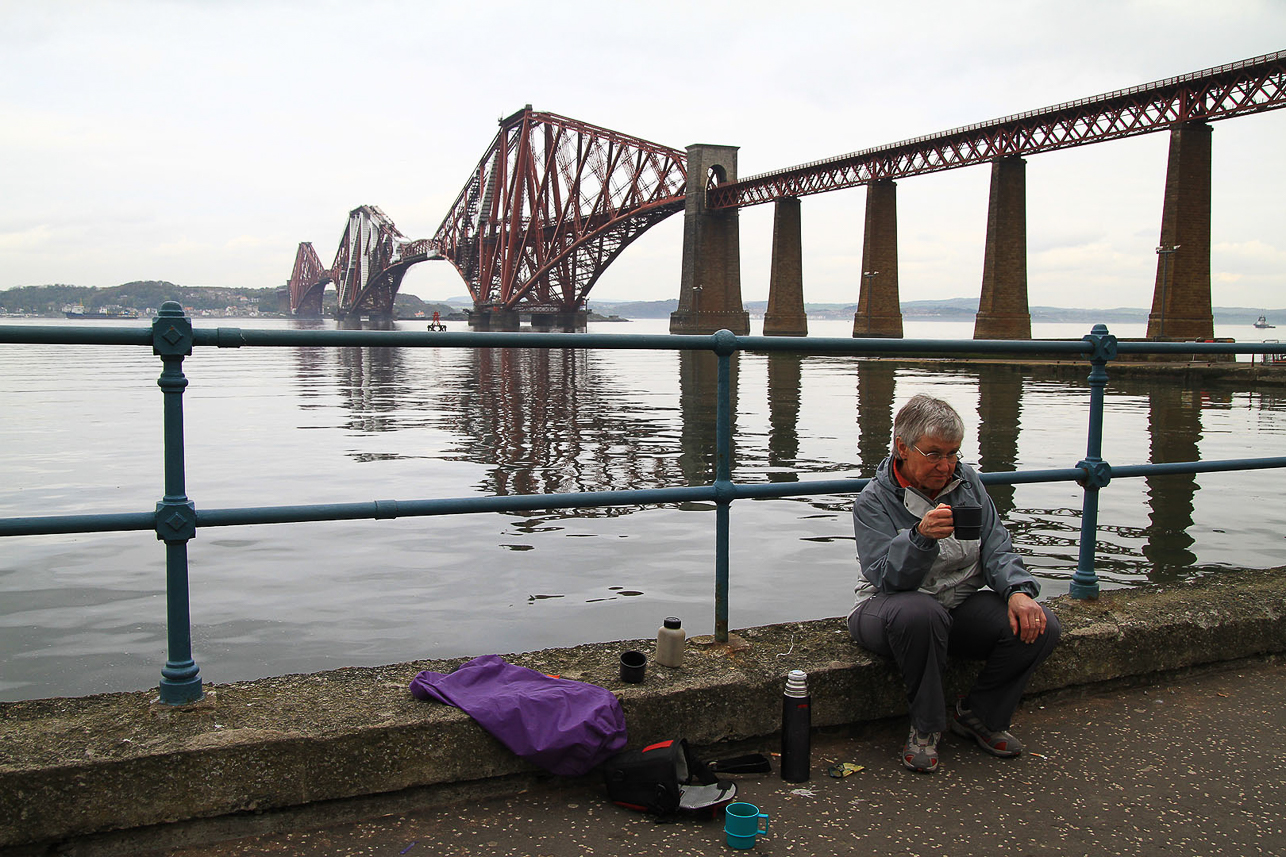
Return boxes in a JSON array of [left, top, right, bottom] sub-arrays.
[[2, 316, 1285, 701]]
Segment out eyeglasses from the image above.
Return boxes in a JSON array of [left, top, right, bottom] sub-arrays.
[[911, 444, 961, 464]]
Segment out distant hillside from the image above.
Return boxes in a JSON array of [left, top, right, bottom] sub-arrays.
[[7, 283, 1281, 327], [592, 299, 677, 319], [596, 297, 1285, 326], [0, 282, 453, 318], [0, 281, 283, 315]]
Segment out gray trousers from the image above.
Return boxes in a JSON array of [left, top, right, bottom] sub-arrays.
[[848, 590, 1061, 734]]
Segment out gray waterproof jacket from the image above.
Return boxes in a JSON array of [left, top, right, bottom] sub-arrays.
[[851, 456, 1039, 611]]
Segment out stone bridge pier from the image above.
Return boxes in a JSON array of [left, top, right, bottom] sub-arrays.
[[763, 197, 807, 337], [669, 144, 750, 335], [1148, 122, 1214, 341], [852, 179, 904, 338], [974, 156, 1032, 340], [677, 122, 1217, 342]]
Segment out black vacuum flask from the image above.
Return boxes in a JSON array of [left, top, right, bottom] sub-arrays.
[[780, 669, 811, 782]]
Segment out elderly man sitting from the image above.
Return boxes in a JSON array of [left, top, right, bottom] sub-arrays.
[[848, 393, 1060, 773]]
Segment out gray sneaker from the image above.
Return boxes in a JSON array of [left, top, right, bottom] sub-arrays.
[[950, 701, 1023, 757], [902, 727, 940, 773]]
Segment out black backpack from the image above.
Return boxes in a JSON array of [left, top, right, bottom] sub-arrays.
[[602, 738, 742, 817]]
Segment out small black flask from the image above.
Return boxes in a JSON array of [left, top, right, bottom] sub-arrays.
[[780, 669, 811, 782]]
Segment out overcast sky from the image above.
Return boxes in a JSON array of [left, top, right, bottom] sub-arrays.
[[2, 1, 1283, 309]]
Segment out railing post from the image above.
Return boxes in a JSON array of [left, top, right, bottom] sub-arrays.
[[1070, 323, 1117, 599], [152, 301, 203, 704], [712, 330, 738, 643]]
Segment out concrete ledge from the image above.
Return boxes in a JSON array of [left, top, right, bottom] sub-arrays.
[[4, 567, 1286, 848]]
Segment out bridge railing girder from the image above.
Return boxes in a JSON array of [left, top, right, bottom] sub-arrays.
[[714, 50, 1286, 207]]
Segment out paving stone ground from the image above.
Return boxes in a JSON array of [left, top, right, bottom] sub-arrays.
[[103, 657, 1286, 857]]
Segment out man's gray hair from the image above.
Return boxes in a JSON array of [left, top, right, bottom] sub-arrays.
[[892, 394, 965, 458]]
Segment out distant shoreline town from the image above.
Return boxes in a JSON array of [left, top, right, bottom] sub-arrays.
[[0, 281, 1280, 326]]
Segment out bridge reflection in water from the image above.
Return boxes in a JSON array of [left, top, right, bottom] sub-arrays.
[[1145, 384, 1201, 579], [309, 329, 1259, 590]]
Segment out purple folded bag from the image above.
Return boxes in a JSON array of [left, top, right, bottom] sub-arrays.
[[410, 654, 628, 777]]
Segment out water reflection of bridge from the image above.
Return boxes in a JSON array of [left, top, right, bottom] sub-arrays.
[[302, 327, 1254, 585]]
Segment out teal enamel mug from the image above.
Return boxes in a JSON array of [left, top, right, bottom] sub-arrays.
[[724, 801, 769, 849]]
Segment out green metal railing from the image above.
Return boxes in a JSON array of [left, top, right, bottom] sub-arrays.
[[4, 304, 1286, 704]]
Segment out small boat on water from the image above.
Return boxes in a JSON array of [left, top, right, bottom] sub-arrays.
[[1255, 315, 1275, 329]]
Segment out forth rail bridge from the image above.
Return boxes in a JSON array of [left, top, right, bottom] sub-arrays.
[[285, 50, 1285, 342]]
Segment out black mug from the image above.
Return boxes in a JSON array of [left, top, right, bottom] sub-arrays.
[[951, 503, 983, 540], [620, 650, 647, 683]]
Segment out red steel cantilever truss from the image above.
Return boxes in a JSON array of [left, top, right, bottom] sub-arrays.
[[432, 106, 687, 313], [285, 208, 435, 318], [330, 206, 436, 318], [711, 50, 1286, 209], [286, 241, 331, 316]]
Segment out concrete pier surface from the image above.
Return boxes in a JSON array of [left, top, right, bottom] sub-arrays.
[[5, 567, 1286, 854], [153, 657, 1286, 857]]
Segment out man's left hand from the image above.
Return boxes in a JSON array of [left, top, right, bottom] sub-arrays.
[[1007, 592, 1048, 644]]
